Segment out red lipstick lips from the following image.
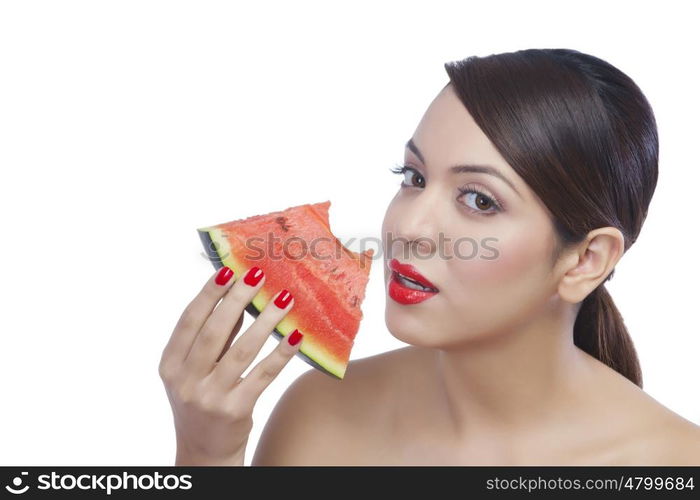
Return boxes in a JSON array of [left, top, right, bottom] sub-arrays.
[[388, 258, 439, 305]]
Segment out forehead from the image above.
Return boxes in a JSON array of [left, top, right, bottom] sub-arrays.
[[408, 85, 551, 214], [413, 85, 510, 164], [409, 85, 506, 171]]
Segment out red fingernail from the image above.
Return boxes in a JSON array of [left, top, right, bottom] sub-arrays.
[[274, 289, 293, 309], [215, 266, 234, 286], [244, 266, 264, 286], [288, 329, 303, 346]]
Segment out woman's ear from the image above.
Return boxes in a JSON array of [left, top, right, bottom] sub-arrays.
[[557, 227, 625, 303]]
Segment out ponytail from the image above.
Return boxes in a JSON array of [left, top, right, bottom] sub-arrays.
[[573, 285, 643, 388]]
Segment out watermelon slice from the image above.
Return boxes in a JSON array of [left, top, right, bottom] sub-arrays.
[[197, 201, 373, 380]]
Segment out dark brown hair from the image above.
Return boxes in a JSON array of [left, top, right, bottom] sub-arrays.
[[444, 48, 658, 388]]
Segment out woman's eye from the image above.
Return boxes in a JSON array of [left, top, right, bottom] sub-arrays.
[[390, 165, 425, 188], [458, 186, 503, 215], [404, 168, 425, 188], [390, 165, 503, 216]]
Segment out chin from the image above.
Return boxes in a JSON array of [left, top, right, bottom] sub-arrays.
[[385, 310, 496, 350], [384, 312, 444, 348]]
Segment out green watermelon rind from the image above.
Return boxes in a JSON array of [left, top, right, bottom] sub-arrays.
[[197, 227, 346, 380]]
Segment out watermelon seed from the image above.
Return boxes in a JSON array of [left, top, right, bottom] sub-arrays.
[[275, 216, 291, 232]]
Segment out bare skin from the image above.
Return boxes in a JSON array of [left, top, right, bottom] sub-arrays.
[[159, 266, 304, 466], [386, 346, 700, 465], [253, 346, 700, 465], [253, 83, 700, 466]]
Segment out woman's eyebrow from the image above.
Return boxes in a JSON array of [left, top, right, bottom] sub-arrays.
[[405, 137, 523, 200], [405, 137, 426, 164]]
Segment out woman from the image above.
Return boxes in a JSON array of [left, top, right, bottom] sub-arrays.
[[159, 48, 700, 465]]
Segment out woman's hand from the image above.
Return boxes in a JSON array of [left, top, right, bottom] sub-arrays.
[[158, 265, 303, 466]]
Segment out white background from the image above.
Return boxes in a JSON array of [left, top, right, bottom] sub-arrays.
[[1, 1, 698, 465]]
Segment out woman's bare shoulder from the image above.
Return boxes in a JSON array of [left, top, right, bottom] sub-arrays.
[[642, 407, 700, 464], [251, 347, 412, 465], [612, 383, 700, 465], [666, 419, 700, 464], [295, 345, 419, 414]]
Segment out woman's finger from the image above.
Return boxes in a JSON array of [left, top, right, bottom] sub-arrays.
[[182, 266, 265, 379], [226, 328, 304, 411], [215, 314, 245, 363], [159, 266, 236, 375], [212, 289, 294, 388]]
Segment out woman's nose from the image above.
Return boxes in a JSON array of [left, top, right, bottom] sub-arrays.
[[389, 191, 441, 258]]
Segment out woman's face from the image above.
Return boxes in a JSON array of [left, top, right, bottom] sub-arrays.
[[381, 84, 563, 348]]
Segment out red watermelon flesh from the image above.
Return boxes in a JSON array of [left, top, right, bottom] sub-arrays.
[[197, 201, 373, 379]]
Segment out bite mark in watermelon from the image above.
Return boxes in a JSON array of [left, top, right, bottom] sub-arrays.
[[197, 201, 373, 380]]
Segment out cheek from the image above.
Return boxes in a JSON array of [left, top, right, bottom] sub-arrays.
[[445, 221, 556, 330], [451, 220, 552, 283]]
